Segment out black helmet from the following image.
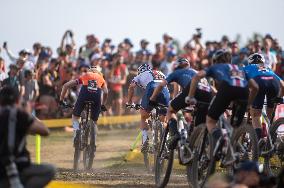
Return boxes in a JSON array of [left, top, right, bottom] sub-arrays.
[[248, 53, 265, 64]]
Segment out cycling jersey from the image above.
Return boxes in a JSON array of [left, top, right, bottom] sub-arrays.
[[166, 67, 211, 92], [166, 68, 197, 89], [76, 72, 105, 92], [244, 64, 281, 81], [132, 70, 165, 89], [244, 64, 281, 109], [73, 72, 106, 121], [205, 63, 248, 88]]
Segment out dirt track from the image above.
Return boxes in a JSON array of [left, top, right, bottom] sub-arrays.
[[27, 128, 191, 187]]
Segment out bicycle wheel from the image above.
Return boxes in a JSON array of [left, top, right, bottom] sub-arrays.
[[187, 124, 214, 188], [73, 130, 81, 170], [264, 117, 284, 175], [231, 123, 259, 171], [83, 120, 96, 170], [143, 120, 163, 172], [155, 128, 174, 188]]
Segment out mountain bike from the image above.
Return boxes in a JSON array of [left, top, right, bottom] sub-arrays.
[[256, 97, 284, 175], [155, 105, 199, 188], [187, 100, 258, 188], [126, 103, 166, 172], [62, 101, 103, 171]]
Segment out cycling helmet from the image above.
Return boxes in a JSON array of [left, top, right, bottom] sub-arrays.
[[137, 63, 152, 74], [174, 58, 190, 70], [248, 53, 265, 64], [212, 49, 231, 63]]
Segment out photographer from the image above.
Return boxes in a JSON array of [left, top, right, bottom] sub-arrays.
[[0, 86, 55, 188]]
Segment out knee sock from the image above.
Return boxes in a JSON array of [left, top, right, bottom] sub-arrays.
[[142, 129, 148, 144], [72, 117, 80, 139]]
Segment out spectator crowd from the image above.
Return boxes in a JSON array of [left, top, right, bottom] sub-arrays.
[[0, 30, 283, 119]]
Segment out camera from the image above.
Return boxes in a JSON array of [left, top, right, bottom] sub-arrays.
[[196, 28, 202, 38]]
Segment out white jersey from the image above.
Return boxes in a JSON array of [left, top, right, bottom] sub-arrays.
[[132, 70, 165, 89]]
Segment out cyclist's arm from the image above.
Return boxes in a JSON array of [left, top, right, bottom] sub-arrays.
[[60, 80, 78, 101], [102, 82, 108, 105], [247, 79, 259, 106], [150, 79, 167, 101], [188, 70, 206, 98], [127, 82, 136, 104]]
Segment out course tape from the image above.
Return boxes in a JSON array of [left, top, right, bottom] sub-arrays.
[[42, 115, 140, 128], [47, 181, 101, 188]]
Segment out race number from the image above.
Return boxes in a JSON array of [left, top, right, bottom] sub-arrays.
[[87, 80, 98, 92]]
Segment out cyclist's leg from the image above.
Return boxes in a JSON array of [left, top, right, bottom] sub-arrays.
[[266, 78, 280, 120], [194, 88, 213, 126], [140, 89, 151, 145], [251, 78, 266, 140], [207, 83, 232, 144], [72, 93, 85, 140]]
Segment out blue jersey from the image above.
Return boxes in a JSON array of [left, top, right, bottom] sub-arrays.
[[165, 68, 197, 89], [205, 63, 248, 87], [244, 64, 281, 81]]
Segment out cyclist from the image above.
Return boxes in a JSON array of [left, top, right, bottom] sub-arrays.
[[149, 58, 213, 148], [244, 53, 284, 140], [59, 66, 108, 142], [126, 64, 170, 151], [187, 49, 259, 158]]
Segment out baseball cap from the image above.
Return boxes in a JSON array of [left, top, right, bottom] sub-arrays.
[[166, 51, 177, 57], [124, 38, 133, 47], [239, 48, 248, 55], [19, 49, 32, 56], [141, 39, 149, 45]]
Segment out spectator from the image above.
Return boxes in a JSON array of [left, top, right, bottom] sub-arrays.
[[107, 53, 128, 115], [2, 64, 21, 94], [0, 86, 55, 188], [0, 57, 7, 84], [232, 48, 249, 66], [276, 51, 284, 79], [23, 70, 39, 109], [90, 53, 103, 72], [162, 33, 174, 54], [28, 42, 42, 65], [160, 51, 177, 76], [137, 39, 152, 63], [152, 42, 165, 69], [122, 38, 134, 65], [59, 30, 77, 65], [263, 37, 278, 71], [79, 34, 99, 64]]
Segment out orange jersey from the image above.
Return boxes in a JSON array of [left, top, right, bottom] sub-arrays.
[[77, 72, 105, 88]]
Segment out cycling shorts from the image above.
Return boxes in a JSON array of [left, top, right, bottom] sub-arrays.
[[73, 86, 102, 121], [252, 76, 280, 109], [141, 81, 170, 115], [170, 82, 213, 126], [208, 81, 248, 121]]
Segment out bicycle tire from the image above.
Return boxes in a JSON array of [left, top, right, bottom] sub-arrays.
[[264, 117, 284, 175], [187, 124, 214, 188], [83, 120, 96, 170], [73, 130, 81, 171], [155, 128, 174, 188], [232, 123, 259, 170], [143, 120, 163, 172]]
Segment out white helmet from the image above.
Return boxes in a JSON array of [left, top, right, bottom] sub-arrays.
[[137, 63, 152, 75]]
